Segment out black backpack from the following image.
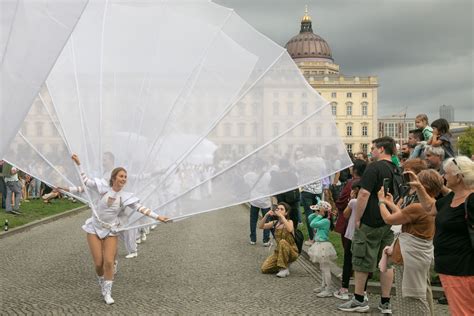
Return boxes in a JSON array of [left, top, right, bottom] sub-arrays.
[[292, 229, 304, 254], [381, 160, 408, 203]]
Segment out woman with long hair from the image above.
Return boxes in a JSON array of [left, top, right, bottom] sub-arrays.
[[259, 202, 298, 278], [60, 154, 169, 305]]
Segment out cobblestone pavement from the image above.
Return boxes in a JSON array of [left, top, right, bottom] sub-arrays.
[[0, 205, 449, 315]]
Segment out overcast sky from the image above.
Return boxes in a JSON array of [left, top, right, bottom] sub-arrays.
[[214, 0, 473, 122]]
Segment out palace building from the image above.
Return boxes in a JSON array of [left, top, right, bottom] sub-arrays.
[[286, 8, 378, 154]]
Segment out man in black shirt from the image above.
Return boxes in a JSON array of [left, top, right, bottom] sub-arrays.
[[338, 137, 396, 313]]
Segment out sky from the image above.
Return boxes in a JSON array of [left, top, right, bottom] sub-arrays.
[[214, 0, 473, 122]]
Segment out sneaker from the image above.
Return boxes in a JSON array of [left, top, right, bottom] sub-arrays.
[[276, 268, 290, 278], [334, 288, 350, 300], [9, 210, 21, 215], [304, 240, 314, 246], [262, 241, 271, 247], [316, 289, 333, 298], [338, 297, 370, 312], [313, 285, 325, 293], [378, 302, 392, 314], [140, 232, 147, 242], [136, 238, 142, 244], [125, 252, 138, 259], [249, 241, 256, 245]]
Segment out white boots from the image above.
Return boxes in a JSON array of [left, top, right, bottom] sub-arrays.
[[97, 276, 114, 305], [97, 275, 105, 296], [103, 280, 115, 305]]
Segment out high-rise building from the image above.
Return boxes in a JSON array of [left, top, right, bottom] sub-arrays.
[[439, 104, 454, 122], [285, 8, 378, 154]]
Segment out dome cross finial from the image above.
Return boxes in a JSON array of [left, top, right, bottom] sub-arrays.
[[302, 5, 311, 22]]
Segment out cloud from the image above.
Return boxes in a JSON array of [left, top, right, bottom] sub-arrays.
[[214, 0, 473, 121]]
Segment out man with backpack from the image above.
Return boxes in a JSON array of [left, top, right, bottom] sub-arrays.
[[338, 136, 399, 314]]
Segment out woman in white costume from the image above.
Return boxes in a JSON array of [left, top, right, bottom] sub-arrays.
[[60, 154, 169, 305]]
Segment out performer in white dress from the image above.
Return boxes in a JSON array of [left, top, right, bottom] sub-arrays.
[[60, 154, 169, 305]]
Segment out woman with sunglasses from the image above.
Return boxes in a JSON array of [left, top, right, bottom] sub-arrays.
[[406, 156, 474, 316]]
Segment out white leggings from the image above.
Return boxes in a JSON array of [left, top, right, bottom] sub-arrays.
[[320, 262, 332, 289]]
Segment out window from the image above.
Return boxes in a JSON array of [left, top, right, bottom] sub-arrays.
[[302, 124, 310, 137], [238, 105, 245, 116], [238, 144, 246, 155], [287, 102, 294, 115], [252, 103, 258, 115], [331, 102, 337, 116], [287, 123, 294, 136], [347, 92, 352, 98], [273, 102, 279, 115], [301, 102, 308, 115], [346, 125, 353, 136], [331, 92, 337, 98], [346, 144, 353, 153], [362, 102, 368, 116], [316, 126, 322, 136], [362, 92, 368, 98], [362, 125, 368, 136], [273, 123, 279, 137], [224, 123, 231, 137], [238, 123, 245, 137], [361, 143, 368, 154], [223, 144, 231, 154], [251, 123, 258, 136], [346, 102, 353, 116]]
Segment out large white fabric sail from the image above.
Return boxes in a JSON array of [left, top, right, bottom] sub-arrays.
[[5, 0, 352, 231], [0, 0, 89, 157]]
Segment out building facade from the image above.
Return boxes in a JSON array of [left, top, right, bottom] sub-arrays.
[[286, 9, 378, 154], [439, 104, 455, 122]]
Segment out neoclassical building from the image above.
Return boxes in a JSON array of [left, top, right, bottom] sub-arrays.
[[286, 9, 378, 154]]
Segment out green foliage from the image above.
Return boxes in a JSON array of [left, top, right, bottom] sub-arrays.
[[458, 127, 474, 157]]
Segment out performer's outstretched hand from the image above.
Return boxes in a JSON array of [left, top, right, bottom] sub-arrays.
[[71, 154, 81, 166], [157, 215, 170, 223]]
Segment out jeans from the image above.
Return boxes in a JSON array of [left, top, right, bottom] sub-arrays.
[[249, 206, 270, 243], [28, 178, 41, 198], [301, 191, 321, 240], [6, 180, 21, 211]]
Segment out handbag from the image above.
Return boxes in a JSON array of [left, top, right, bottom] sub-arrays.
[[465, 193, 474, 249]]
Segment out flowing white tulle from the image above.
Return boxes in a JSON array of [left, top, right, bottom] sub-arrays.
[[4, 0, 352, 231], [0, 0, 89, 157]]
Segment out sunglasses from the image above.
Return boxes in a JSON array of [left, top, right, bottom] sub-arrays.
[[452, 158, 464, 177]]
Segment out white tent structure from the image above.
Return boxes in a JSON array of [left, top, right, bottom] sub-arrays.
[[4, 0, 352, 230]]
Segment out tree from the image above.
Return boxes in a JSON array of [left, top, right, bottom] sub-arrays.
[[457, 127, 474, 157]]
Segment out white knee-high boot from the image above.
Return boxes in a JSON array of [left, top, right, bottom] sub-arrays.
[[97, 275, 105, 296], [103, 280, 115, 305]]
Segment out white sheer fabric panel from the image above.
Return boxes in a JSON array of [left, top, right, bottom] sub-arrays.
[[6, 0, 351, 230], [0, 0, 88, 157]]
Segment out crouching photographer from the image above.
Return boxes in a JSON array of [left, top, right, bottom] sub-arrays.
[[259, 202, 298, 278]]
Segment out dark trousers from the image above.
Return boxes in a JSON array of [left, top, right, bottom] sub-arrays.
[[0, 177, 6, 209], [249, 206, 270, 243]]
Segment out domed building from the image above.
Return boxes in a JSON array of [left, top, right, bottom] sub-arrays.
[[286, 8, 379, 155]]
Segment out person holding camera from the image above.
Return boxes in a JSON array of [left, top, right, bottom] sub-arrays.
[[259, 202, 298, 278]]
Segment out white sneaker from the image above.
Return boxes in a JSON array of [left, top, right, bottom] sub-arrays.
[[125, 252, 137, 259], [262, 241, 271, 247], [316, 289, 333, 298], [151, 224, 157, 230], [136, 238, 142, 244], [304, 240, 314, 246], [141, 232, 147, 241], [249, 241, 256, 245], [333, 288, 350, 300], [313, 285, 326, 293], [276, 268, 290, 278]]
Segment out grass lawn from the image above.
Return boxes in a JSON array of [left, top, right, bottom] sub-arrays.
[[1, 198, 84, 231]]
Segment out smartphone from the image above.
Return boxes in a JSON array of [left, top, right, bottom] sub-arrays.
[[403, 172, 411, 183], [383, 178, 391, 196]]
